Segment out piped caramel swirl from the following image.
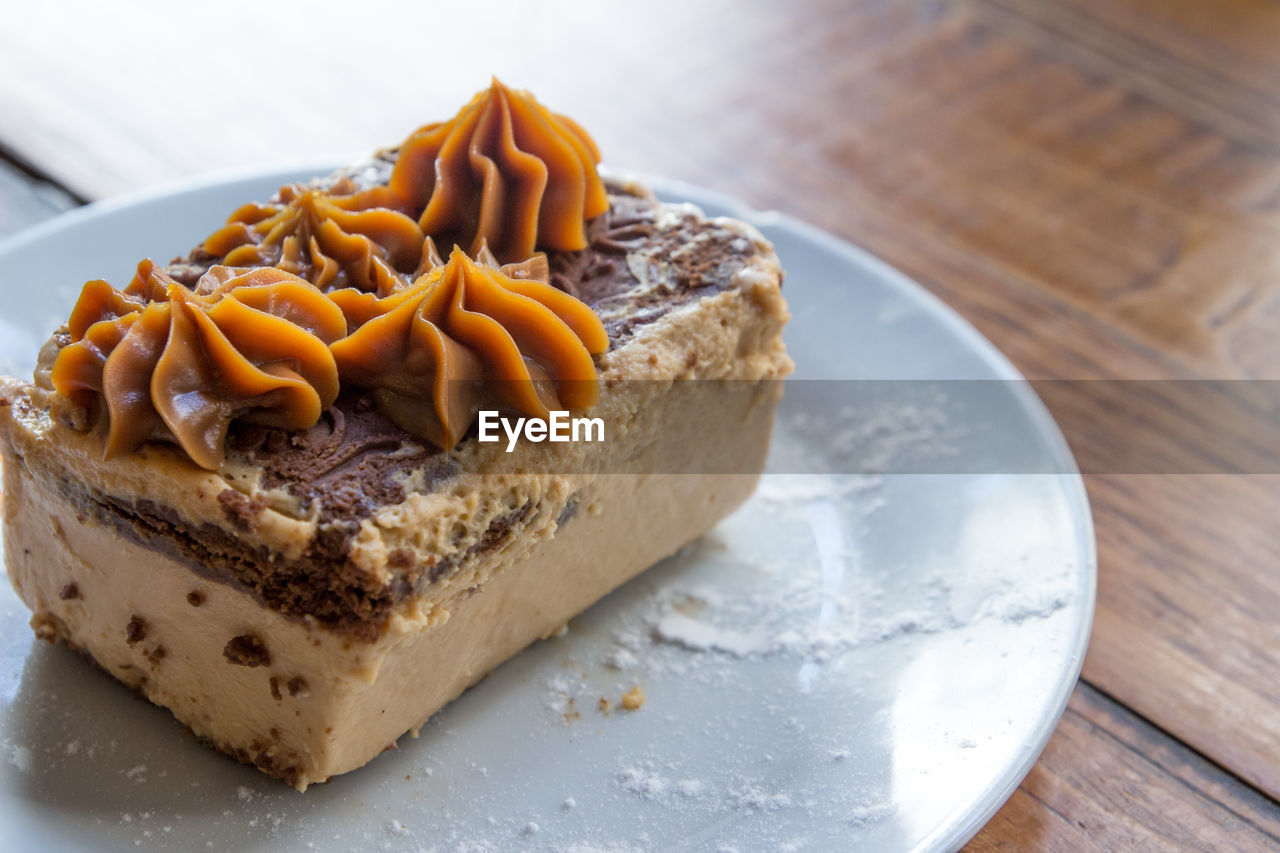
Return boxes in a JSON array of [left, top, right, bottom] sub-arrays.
[[40, 82, 617, 469], [329, 245, 608, 449], [51, 261, 346, 470], [363, 79, 608, 263], [202, 179, 426, 296]]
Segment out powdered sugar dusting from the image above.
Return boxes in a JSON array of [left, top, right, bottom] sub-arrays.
[[847, 802, 897, 827], [653, 613, 767, 656], [732, 786, 793, 813], [602, 649, 637, 671], [616, 767, 668, 799], [596, 471, 1077, 677], [3, 739, 31, 773]]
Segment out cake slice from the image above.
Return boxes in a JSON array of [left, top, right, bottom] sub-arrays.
[[0, 82, 791, 788]]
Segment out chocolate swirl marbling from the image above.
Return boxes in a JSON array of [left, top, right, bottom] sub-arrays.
[[202, 179, 426, 297], [51, 262, 347, 470], [362, 79, 608, 263], [329, 245, 608, 449]]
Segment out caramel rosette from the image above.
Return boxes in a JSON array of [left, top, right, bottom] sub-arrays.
[[329, 245, 608, 449], [202, 179, 427, 296], [51, 261, 346, 470], [363, 79, 608, 263]]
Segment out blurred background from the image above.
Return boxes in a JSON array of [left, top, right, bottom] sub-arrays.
[[3, 0, 1279, 848]]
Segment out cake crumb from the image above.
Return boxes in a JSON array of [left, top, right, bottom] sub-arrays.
[[598, 697, 611, 715], [59, 583, 80, 600], [125, 616, 147, 645], [286, 676, 311, 698], [223, 634, 271, 667], [621, 686, 645, 711], [269, 676, 282, 701], [186, 591, 205, 607], [31, 613, 60, 643], [562, 797, 576, 810], [217, 489, 265, 531]]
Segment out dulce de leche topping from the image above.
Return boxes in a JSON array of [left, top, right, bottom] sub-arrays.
[[368, 79, 608, 263], [329, 244, 608, 450], [51, 261, 346, 470], [202, 179, 427, 297], [39, 82, 618, 469]]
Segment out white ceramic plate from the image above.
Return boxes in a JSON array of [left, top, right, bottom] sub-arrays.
[[0, 167, 1094, 852]]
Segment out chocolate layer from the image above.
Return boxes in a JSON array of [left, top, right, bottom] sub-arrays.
[[227, 392, 453, 524], [59, 475, 533, 640], [549, 189, 739, 341], [65, 482, 393, 640]]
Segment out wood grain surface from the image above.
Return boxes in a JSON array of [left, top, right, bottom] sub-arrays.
[[968, 685, 1280, 851], [1, 0, 1277, 847]]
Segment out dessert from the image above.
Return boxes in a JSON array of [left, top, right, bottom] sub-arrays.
[[0, 81, 792, 789]]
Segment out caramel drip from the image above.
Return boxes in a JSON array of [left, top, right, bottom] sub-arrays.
[[202, 179, 425, 296], [329, 245, 608, 449], [362, 79, 608, 263], [51, 261, 347, 470]]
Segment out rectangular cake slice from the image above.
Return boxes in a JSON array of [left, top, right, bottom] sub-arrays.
[[0, 85, 791, 789]]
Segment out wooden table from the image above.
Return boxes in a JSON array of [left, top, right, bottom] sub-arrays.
[[2, 0, 1278, 847]]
